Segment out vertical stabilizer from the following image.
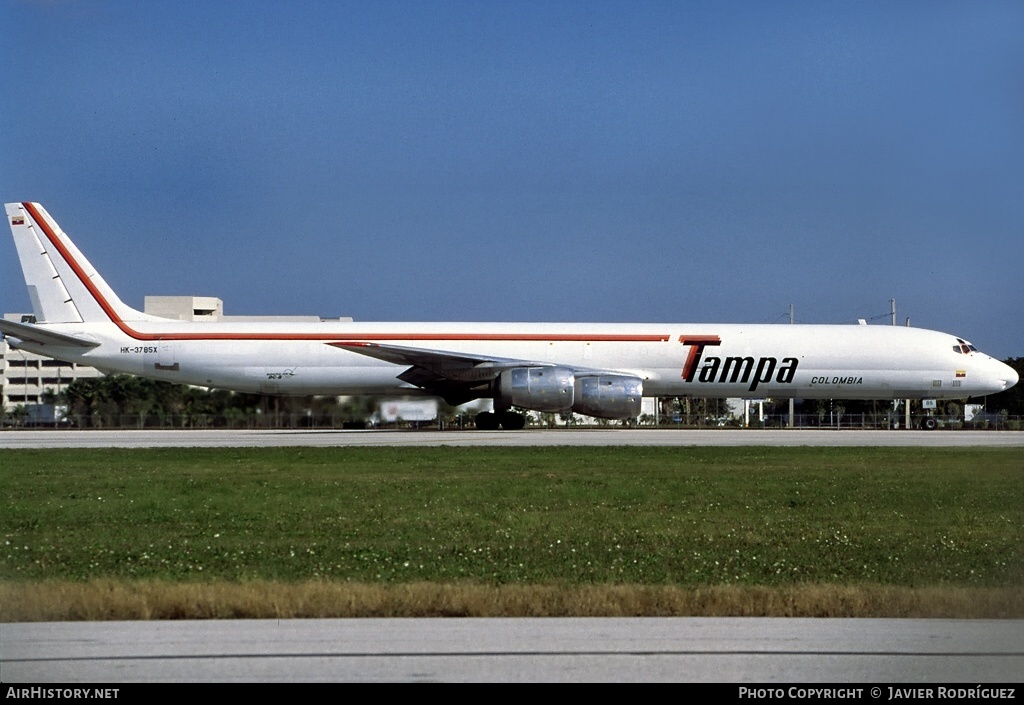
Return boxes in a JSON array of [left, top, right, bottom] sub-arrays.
[[6, 202, 152, 324]]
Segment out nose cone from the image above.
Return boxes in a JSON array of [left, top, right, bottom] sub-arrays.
[[1000, 361, 1020, 392], [983, 358, 1020, 394]]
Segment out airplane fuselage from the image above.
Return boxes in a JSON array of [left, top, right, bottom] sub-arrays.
[[11, 319, 1013, 401]]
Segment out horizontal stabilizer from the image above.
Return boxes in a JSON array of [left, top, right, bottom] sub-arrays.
[[0, 319, 100, 349]]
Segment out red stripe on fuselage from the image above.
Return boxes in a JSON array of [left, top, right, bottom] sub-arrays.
[[22, 203, 670, 345]]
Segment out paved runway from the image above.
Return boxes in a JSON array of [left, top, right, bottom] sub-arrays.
[[3, 618, 1022, 682], [1, 428, 1022, 448]]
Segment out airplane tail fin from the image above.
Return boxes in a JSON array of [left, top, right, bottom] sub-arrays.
[[6, 202, 153, 324]]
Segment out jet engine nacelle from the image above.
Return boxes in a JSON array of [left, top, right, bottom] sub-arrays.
[[573, 374, 643, 419], [496, 366, 575, 412], [495, 367, 643, 419]]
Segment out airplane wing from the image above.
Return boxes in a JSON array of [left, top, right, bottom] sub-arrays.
[[0, 319, 100, 349], [329, 340, 593, 406], [329, 341, 558, 383]]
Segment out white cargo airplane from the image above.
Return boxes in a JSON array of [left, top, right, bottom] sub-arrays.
[[3, 202, 1018, 429]]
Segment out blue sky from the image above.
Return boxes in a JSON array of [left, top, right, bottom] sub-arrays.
[[2, 0, 1022, 358]]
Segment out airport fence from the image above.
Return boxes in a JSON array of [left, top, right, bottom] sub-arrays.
[[646, 412, 1022, 431], [3, 412, 1022, 431]]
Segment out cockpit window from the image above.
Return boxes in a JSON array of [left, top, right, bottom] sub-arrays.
[[952, 338, 977, 354]]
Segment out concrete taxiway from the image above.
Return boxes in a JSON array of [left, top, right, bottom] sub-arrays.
[[3, 618, 1022, 682], [1, 428, 1021, 448]]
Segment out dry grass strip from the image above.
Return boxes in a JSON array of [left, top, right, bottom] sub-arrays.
[[3, 581, 1023, 621]]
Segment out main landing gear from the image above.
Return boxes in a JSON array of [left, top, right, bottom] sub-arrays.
[[475, 410, 526, 430]]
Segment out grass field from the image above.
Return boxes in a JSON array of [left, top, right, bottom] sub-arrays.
[[2, 446, 1021, 619]]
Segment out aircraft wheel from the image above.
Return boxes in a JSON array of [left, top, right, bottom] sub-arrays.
[[475, 411, 500, 430], [499, 411, 526, 430], [922, 417, 938, 430]]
